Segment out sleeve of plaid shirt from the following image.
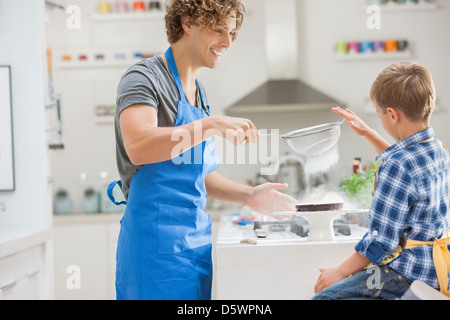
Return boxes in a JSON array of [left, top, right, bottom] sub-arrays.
[[355, 158, 417, 264]]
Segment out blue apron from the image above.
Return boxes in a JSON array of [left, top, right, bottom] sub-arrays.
[[108, 47, 220, 300]]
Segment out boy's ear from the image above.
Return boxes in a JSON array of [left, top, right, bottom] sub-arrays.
[[386, 107, 400, 124]]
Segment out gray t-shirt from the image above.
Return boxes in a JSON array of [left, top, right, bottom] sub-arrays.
[[115, 55, 208, 198]]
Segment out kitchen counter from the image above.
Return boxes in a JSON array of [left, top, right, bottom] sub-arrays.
[[0, 228, 51, 259], [214, 214, 367, 300], [53, 212, 123, 225]]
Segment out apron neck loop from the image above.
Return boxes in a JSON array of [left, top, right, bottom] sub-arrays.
[[165, 47, 186, 103], [165, 46, 210, 115]]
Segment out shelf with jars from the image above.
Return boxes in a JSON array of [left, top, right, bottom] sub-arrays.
[[93, 1, 165, 21], [335, 39, 411, 61], [366, 0, 438, 12]]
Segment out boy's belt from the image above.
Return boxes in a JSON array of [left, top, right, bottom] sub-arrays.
[[371, 137, 450, 296]]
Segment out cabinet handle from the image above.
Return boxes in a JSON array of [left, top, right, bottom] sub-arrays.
[[27, 270, 40, 278], [1, 281, 17, 291], [0, 270, 39, 292]]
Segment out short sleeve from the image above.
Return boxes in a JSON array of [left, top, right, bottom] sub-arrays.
[[116, 66, 158, 114]]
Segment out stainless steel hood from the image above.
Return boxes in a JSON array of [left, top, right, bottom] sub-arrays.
[[225, 0, 342, 116], [226, 79, 341, 115]]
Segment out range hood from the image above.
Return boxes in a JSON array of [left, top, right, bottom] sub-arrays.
[[225, 79, 341, 115], [225, 0, 342, 116]]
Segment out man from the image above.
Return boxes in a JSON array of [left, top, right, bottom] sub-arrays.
[[108, 0, 297, 300]]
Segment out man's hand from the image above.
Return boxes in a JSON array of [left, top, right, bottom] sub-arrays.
[[245, 182, 298, 218]]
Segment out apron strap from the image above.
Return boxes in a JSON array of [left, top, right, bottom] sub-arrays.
[[196, 79, 210, 115], [165, 47, 211, 116], [404, 237, 450, 297], [165, 47, 186, 103], [107, 180, 127, 206]]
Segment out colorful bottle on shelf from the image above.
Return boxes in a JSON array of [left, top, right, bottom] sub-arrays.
[[133, 1, 145, 11], [98, 2, 111, 13]]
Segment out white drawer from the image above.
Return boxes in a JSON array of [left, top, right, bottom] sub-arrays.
[[0, 245, 43, 299]]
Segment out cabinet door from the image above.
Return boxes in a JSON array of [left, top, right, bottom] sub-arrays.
[[0, 245, 43, 300], [53, 223, 109, 299]]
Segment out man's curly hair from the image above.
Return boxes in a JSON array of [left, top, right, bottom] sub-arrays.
[[164, 0, 245, 44]]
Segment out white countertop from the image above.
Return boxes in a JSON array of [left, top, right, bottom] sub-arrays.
[[216, 214, 367, 247], [52, 208, 229, 225], [0, 228, 51, 259], [53, 212, 123, 224]]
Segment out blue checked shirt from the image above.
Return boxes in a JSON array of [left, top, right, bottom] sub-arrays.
[[355, 127, 450, 289]]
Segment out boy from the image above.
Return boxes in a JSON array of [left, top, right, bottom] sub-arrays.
[[312, 62, 450, 300]]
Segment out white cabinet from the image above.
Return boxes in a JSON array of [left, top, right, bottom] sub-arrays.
[[0, 229, 52, 300], [52, 214, 121, 300], [0, 245, 43, 300]]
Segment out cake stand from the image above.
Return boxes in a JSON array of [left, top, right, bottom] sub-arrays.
[[273, 209, 369, 241]]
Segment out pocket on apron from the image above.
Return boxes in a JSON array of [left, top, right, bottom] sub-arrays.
[[157, 202, 211, 260]]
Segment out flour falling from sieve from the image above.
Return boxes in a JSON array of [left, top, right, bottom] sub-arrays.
[[303, 143, 339, 177]]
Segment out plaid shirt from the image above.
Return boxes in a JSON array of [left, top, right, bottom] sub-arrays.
[[355, 127, 450, 289]]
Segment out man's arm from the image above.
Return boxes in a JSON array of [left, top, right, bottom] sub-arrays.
[[120, 105, 258, 165]]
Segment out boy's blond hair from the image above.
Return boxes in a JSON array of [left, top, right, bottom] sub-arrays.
[[370, 62, 436, 122], [164, 0, 245, 44]]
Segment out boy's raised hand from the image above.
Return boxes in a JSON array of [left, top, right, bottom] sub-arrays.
[[332, 106, 371, 137], [332, 106, 390, 154]]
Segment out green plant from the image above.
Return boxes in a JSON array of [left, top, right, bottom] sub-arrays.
[[340, 162, 379, 208]]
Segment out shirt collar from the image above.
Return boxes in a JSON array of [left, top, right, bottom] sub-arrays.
[[376, 127, 435, 161]]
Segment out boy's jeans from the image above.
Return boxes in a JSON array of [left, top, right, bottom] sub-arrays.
[[312, 265, 412, 300]]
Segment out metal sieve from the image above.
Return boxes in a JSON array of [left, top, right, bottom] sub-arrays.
[[280, 119, 344, 156]]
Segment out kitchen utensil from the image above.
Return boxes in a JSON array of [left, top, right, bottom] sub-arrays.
[[348, 42, 360, 54], [360, 41, 373, 53], [54, 189, 72, 214], [372, 41, 385, 52], [98, 2, 111, 13], [149, 1, 161, 10], [116, 1, 129, 12], [385, 40, 398, 52], [272, 209, 368, 241], [133, 1, 145, 11], [335, 42, 348, 54], [280, 119, 344, 156], [397, 39, 408, 51]]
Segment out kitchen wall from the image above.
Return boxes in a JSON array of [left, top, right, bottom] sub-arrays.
[[295, 0, 450, 168], [47, 0, 450, 212], [0, 0, 52, 229]]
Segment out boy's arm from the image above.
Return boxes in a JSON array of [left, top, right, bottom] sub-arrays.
[[332, 107, 390, 154], [314, 252, 370, 293]]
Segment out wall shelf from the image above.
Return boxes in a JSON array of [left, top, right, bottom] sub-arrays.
[[364, 2, 438, 12], [95, 116, 114, 124], [91, 11, 165, 22], [362, 2, 439, 12], [336, 50, 412, 61], [56, 60, 138, 70]]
